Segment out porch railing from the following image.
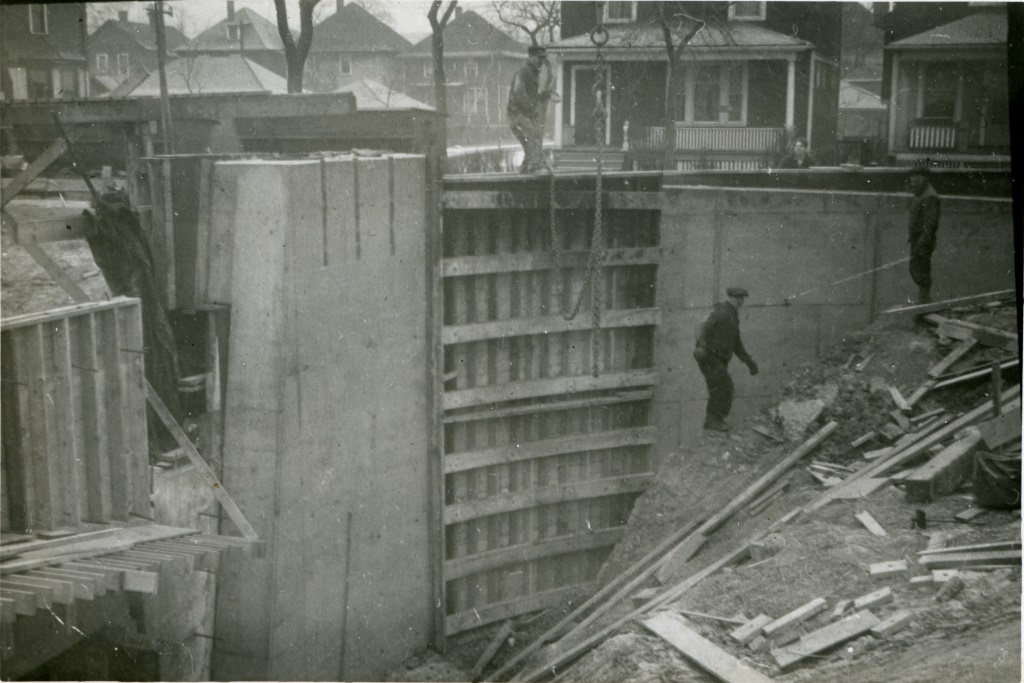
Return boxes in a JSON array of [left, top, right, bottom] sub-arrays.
[[908, 124, 957, 150], [627, 124, 785, 153]]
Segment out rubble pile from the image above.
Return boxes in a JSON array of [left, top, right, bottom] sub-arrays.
[[458, 292, 1020, 683]]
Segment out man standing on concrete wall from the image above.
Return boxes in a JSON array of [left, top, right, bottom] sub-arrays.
[[906, 167, 941, 303], [693, 287, 759, 432], [507, 45, 554, 174]]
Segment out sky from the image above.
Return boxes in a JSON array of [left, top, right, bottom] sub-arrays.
[[102, 0, 498, 41]]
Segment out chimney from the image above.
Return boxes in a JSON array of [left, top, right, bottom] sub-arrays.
[[455, 6, 463, 18], [227, 1, 236, 21], [337, 0, 344, 13], [118, 10, 129, 23]]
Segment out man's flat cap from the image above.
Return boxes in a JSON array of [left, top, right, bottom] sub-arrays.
[[726, 287, 749, 298]]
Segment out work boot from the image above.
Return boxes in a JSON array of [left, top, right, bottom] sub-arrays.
[[704, 417, 730, 432], [917, 286, 931, 304]]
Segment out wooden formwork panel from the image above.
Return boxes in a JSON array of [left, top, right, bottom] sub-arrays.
[[440, 180, 661, 635], [1, 298, 148, 532]]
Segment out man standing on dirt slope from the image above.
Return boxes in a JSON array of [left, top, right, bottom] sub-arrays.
[[694, 287, 759, 432], [906, 166, 941, 304]]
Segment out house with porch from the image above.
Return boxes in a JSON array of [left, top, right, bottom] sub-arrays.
[[549, 1, 842, 169], [882, 7, 1009, 168], [0, 3, 89, 101]]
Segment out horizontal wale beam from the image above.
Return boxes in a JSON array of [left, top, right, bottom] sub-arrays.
[[442, 369, 658, 411], [442, 247, 661, 277], [1, 297, 139, 332], [445, 426, 656, 474], [444, 473, 653, 523], [443, 190, 661, 211], [443, 308, 660, 345], [444, 526, 624, 580], [446, 582, 594, 635], [443, 389, 653, 424]]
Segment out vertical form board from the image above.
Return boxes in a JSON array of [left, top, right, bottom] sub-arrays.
[[440, 177, 661, 636], [0, 298, 148, 532], [213, 156, 432, 682]]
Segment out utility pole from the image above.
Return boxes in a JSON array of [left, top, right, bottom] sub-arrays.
[[150, 1, 174, 153]]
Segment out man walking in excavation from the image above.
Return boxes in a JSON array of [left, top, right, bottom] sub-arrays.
[[694, 287, 759, 431], [906, 166, 941, 303]]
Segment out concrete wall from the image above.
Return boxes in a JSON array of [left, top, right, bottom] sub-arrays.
[[654, 186, 1015, 456], [211, 156, 433, 681]]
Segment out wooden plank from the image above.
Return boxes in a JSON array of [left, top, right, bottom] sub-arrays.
[[19, 325, 64, 529], [642, 612, 773, 683], [771, 611, 881, 671], [470, 620, 513, 682], [10, 213, 95, 243], [762, 598, 828, 639], [933, 359, 1019, 388], [116, 305, 150, 517], [145, 382, 258, 540], [98, 308, 130, 519], [976, 411, 1022, 449], [870, 609, 914, 638], [828, 477, 890, 500], [444, 474, 653, 524], [0, 136, 72, 209], [30, 568, 99, 599], [0, 527, 127, 561], [928, 339, 978, 378], [850, 431, 876, 448], [443, 307, 659, 345], [444, 389, 652, 424], [730, 614, 774, 645], [654, 533, 707, 584], [1, 525, 195, 569], [77, 312, 113, 521], [442, 247, 661, 277], [445, 426, 656, 473], [52, 318, 83, 527], [889, 386, 911, 413], [852, 587, 892, 611], [918, 550, 1021, 570], [869, 560, 908, 577], [854, 511, 888, 537], [2, 575, 74, 604], [0, 297, 139, 332], [0, 588, 39, 615], [883, 290, 1016, 316], [904, 429, 983, 504], [446, 582, 589, 635], [918, 540, 1022, 556], [17, 232, 90, 303], [445, 527, 622, 580], [443, 190, 661, 211], [442, 369, 658, 411]]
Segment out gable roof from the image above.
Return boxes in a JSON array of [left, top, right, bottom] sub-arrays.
[[839, 80, 885, 110], [334, 78, 432, 110], [311, 3, 410, 53], [406, 9, 525, 57], [552, 21, 811, 52], [182, 7, 283, 53], [127, 54, 288, 95], [888, 9, 1006, 49], [93, 17, 188, 52]]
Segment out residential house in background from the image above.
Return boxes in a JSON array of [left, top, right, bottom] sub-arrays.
[[126, 54, 288, 96], [0, 3, 89, 101], [88, 10, 188, 95], [878, 5, 1009, 168], [837, 79, 886, 165], [307, 0, 411, 93], [178, 1, 286, 77], [402, 8, 528, 146], [550, 1, 843, 169]]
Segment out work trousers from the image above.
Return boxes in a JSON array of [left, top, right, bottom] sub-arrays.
[[697, 355, 734, 423], [909, 243, 933, 291], [509, 112, 545, 173]]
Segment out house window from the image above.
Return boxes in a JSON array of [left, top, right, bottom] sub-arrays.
[[96, 53, 109, 74], [680, 63, 747, 124], [728, 1, 767, 21], [340, 57, 352, 75], [921, 63, 957, 120], [117, 54, 130, 78], [27, 68, 51, 99], [59, 68, 79, 99], [423, 62, 433, 79], [604, 1, 636, 24], [692, 66, 721, 122], [464, 86, 488, 115], [226, 23, 240, 40], [466, 61, 478, 79], [28, 4, 48, 34]]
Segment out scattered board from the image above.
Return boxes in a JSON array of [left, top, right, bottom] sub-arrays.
[[642, 612, 774, 683], [771, 611, 880, 671], [854, 511, 888, 538]]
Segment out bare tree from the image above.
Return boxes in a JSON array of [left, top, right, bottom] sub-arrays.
[[428, 0, 458, 158], [491, 1, 559, 45], [273, 0, 321, 93]]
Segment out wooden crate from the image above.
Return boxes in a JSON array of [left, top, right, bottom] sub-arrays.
[[440, 176, 662, 634], [1, 298, 148, 532]]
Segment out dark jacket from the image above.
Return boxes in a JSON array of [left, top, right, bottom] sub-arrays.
[[507, 62, 547, 119], [696, 302, 752, 364], [779, 154, 815, 169], [907, 184, 940, 253]]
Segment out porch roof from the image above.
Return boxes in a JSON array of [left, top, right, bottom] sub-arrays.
[[888, 10, 1006, 50], [551, 22, 811, 55]]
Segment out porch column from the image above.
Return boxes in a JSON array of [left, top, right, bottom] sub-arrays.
[[806, 54, 816, 144], [888, 53, 900, 152], [785, 56, 796, 130], [554, 61, 564, 147]]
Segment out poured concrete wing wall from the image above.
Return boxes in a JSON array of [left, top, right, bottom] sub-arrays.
[[209, 156, 433, 681], [655, 186, 1015, 453]]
